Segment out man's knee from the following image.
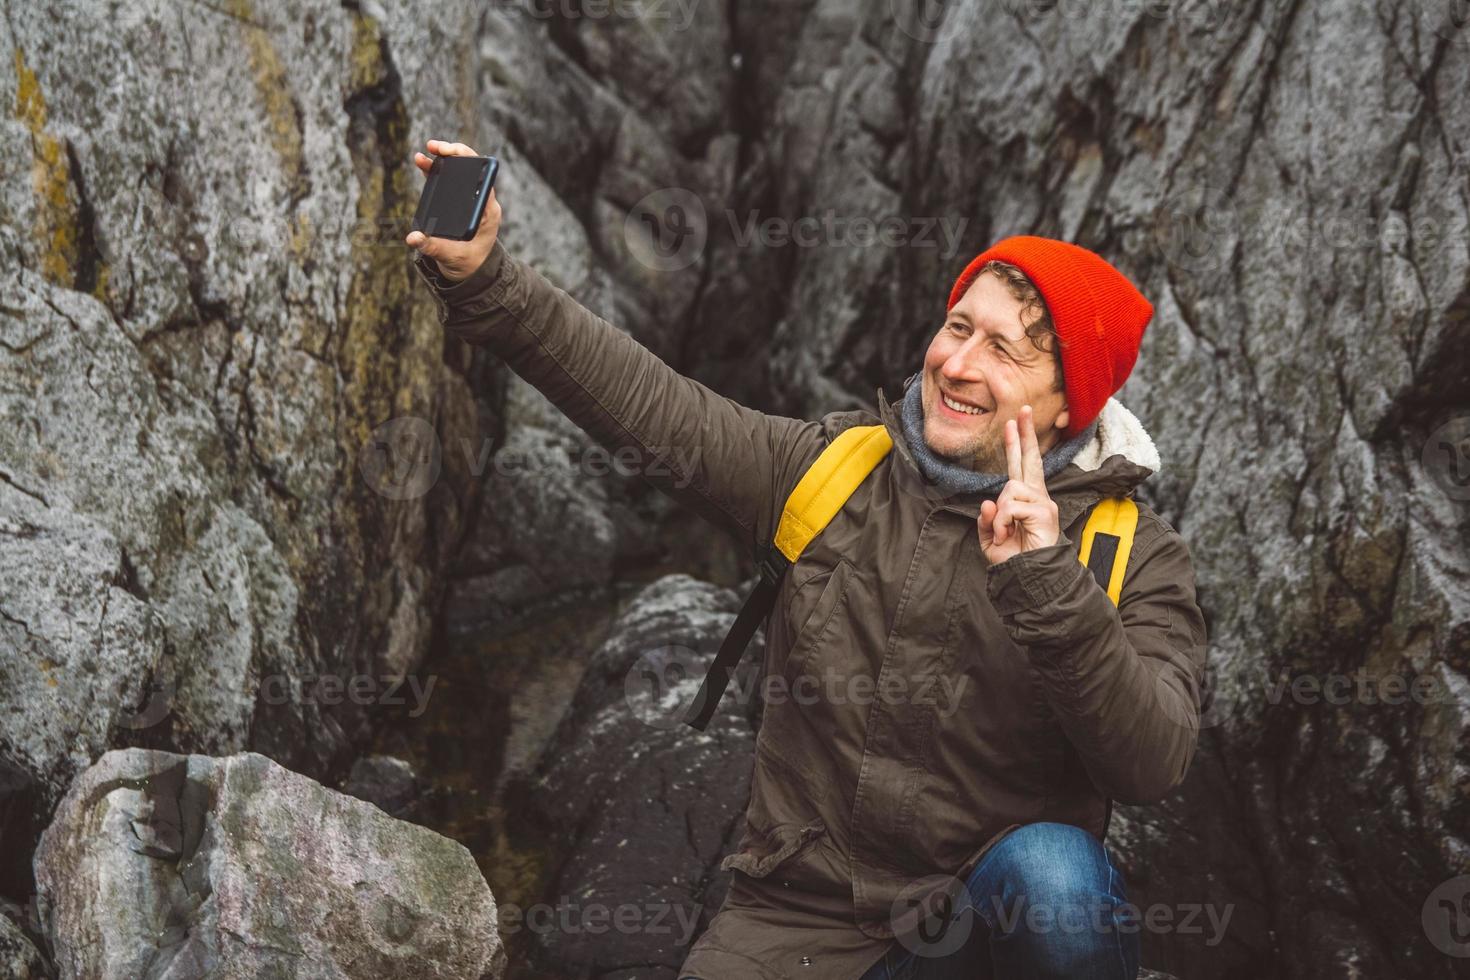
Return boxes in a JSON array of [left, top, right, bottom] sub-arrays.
[[973, 822, 1137, 977], [982, 822, 1116, 904]]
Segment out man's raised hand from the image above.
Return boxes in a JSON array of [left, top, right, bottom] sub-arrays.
[[404, 139, 502, 283], [978, 404, 1061, 564]]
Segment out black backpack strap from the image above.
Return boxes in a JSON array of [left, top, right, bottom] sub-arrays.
[[682, 425, 892, 730], [682, 546, 790, 731]]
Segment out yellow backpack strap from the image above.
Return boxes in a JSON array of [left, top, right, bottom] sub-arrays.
[[1078, 496, 1142, 844], [773, 425, 894, 562], [1077, 496, 1140, 606], [685, 425, 892, 730]]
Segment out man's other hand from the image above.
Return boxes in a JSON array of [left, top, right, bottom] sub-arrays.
[[978, 404, 1062, 563], [404, 139, 502, 283]]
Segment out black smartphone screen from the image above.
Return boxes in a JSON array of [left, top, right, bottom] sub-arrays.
[[411, 155, 498, 241]]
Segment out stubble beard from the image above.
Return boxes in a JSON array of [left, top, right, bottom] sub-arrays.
[[922, 405, 1007, 474]]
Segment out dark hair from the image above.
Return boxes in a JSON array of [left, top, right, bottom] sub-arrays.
[[977, 259, 1064, 392]]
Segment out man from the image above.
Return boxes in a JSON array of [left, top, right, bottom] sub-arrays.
[[407, 139, 1207, 980]]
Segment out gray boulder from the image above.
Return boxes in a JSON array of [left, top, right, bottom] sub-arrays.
[[34, 749, 505, 980]]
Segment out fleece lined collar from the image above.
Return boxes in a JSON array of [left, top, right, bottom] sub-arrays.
[[1070, 397, 1162, 475]]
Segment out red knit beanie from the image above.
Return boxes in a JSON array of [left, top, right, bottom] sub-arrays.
[[946, 236, 1153, 439]]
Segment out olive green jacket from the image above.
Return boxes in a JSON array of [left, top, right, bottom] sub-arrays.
[[414, 240, 1207, 980]]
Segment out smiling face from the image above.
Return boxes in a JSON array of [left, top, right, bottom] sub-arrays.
[[919, 266, 1070, 472]]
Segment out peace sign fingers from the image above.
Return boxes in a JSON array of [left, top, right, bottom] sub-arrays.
[[1004, 404, 1046, 488], [982, 404, 1061, 562]]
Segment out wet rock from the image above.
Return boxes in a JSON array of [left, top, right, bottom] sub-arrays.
[[34, 749, 505, 980], [508, 574, 762, 977]]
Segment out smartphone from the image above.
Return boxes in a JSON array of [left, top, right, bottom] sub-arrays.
[[411, 154, 498, 241]]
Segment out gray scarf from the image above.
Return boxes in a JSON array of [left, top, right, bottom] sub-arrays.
[[897, 372, 1099, 498]]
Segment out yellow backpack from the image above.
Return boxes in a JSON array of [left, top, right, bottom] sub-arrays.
[[683, 425, 1140, 730]]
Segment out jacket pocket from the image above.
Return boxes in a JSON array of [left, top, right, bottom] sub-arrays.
[[719, 818, 827, 878], [781, 558, 853, 683]]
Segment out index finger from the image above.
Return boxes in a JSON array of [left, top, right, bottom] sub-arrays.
[[1020, 404, 1044, 486], [425, 139, 480, 157]]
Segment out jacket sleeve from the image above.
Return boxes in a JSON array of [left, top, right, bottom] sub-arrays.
[[412, 240, 822, 558], [984, 521, 1208, 804]]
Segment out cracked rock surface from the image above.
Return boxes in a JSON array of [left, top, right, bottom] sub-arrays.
[[34, 748, 506, 979], [504, 574, 762, 978], [0, 0, 493, 848], [4, 0, 1469, 978]]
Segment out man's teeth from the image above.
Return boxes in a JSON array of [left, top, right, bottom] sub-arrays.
[[942, 393, 985, 416]]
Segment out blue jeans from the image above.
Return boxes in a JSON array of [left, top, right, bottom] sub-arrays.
[[859, 822, 1139, 980]]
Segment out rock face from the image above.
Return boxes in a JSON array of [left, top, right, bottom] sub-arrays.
[[5, 0, 1469, 978], [34, 748, 505, 980], [0, 0, 498, 817]]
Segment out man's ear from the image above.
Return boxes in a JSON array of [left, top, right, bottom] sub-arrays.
[[1054, 404, 1070, 432]]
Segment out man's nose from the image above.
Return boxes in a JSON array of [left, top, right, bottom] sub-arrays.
[[942, 340, 986, 380]]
